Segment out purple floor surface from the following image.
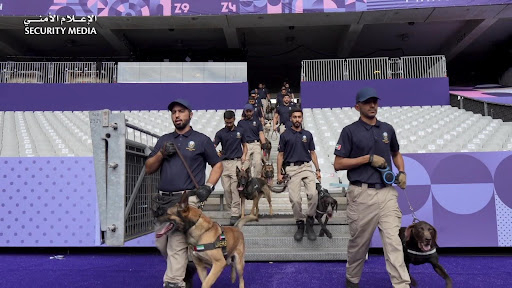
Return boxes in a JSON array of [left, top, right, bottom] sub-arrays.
[[0, 253, 511, 287]]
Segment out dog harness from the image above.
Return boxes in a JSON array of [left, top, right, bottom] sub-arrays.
[[192, 224, 228, 259], [406, 248, 437, 256]]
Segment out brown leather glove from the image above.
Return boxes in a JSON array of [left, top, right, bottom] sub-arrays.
[[397, 171, 407, 189], [160, 142, 176, 158], [369, 154, 387, 169]]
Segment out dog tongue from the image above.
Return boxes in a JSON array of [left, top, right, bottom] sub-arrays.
[[156, 222, 174, 238], [238, 187, 244, 191], [420, 243, 431, 252]]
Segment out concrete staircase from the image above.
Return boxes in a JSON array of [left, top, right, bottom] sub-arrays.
[[203, 127, 350, 261]]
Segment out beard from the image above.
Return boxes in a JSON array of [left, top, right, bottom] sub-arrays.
[[173, 117, 191, 131], [293, 121, 302, 128]]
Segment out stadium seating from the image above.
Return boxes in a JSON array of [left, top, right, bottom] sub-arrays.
[[1, 106, 511, 159]]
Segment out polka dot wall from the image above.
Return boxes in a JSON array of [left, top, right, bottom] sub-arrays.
[[0, 158, 97, 247]]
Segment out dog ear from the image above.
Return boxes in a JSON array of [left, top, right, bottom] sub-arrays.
[[179, 191, 190, 211], [236, 166, 241, 174], [245, 167, 251, 177], [404, 224, 415, 242], [334, 200, 338, 213]]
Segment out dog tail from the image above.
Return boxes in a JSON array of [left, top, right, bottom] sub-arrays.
[[234, 215, 259, 229]]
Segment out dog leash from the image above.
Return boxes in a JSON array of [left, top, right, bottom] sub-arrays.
[[270, 130, 279, 141], [402, 188, 420, 224], [174, 144, 205, 210]]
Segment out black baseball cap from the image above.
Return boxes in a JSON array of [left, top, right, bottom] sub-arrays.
[[168, 98, 192, 111], [356, 87, 380, 103]]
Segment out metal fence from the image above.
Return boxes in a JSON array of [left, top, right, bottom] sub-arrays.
[[0, 62, 117, 83], [90, 110, 161, 246], [301, 55, 447, 82], [401, 56, 446, 79], [450, 94, 512, 122]]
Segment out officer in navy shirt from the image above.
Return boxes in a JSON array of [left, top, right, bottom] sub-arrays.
[[276, 87, 287, 107], [238, 104, 269, 178], [214, 110, 247, 225], [277, 107, 321, 242], [257, 83, 270, 114], [145, 98, 223, 288], [333, 87, 409, 288], [273, 94, 297, 133]]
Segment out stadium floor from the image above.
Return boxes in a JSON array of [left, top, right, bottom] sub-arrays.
[[1, 251, 511, 287]]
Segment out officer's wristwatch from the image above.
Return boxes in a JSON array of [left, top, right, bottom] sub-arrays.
[[316, 169, 321, 172]]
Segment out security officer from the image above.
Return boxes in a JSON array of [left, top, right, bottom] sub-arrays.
[[257, 83, 270, 114], [145, 98, 223, 288], [276, 87, 287, 107], [273, 94, 297, 133], [333, 87, 409, 288], [238, 104, 269, 178], [214, 110, 247, 225], [277, 107, 321, 242], [248, 96, 265, 126]]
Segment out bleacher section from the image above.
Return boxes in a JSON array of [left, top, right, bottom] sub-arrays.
[[2, 106, 511, 158]]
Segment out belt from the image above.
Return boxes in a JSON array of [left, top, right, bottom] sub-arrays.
[[246, 140, 260, 143], [223, 157, 241, 161], [285, 161, 307, 166], [159, 190, 186, 196], [350, 181, 388, 190]]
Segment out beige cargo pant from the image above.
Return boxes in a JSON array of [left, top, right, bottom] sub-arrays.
[[243, 142, 262, 178], [155, 194, 199, 287], [286, 162, 318, 221], [345, 184, 411, 288], [221, 159, 242, 216]]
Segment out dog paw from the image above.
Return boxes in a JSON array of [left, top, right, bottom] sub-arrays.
[[326, 231, 333, 239]]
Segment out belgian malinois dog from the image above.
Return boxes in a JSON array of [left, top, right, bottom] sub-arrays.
[[236, 166, 273, 219], [261, 159, 275, 186], [157, 191, 253, 288]]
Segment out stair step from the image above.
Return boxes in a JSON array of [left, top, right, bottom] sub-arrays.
[[245, 236, 349, 249], [239, 222, 349, 235], [245, 248, 348, 261]]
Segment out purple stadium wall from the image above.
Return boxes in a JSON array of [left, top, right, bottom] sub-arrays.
[[1, 152, 512, 248], [0, 83, 248, 111], [300, 78, 450, 108]]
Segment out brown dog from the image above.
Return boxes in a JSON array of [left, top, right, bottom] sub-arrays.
[[399, 221, 452, 288], [261, 160, 275, 186], [262, 137, 272, 162], [236, 166, 273, 219], [158, 191, 252, 288]]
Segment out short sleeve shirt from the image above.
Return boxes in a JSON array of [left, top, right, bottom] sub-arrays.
[[278, 128, 315, 163]]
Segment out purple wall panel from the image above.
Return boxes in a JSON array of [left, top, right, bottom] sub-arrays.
[[0, 157, 98, 247], [1, 151, 512, 248], [0, 83, 248, 112], [300, 78, 450, 108]]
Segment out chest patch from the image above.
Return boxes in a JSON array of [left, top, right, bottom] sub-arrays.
[[186, 141, 196, 151], [382, 132, 389, 144]]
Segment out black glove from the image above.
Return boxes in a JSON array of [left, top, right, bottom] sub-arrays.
[[192, 185, 213, 202], [160, 142, 177, 158]]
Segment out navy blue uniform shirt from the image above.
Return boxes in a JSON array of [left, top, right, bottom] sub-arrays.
[[238, 117, 263, 143], [276, 93, 285, 107], [334, 118, 399, 184], [278, 128, 315, 164], [276, 102, 297, 127], [258, 88, 268, 100], [213, 126, 244, 160], [148, 128, 221, 192]]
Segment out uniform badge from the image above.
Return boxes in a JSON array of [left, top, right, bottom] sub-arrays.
[[253, 121, 257, 126], [186, 141, 196, 151], [236, 132, 241, 139], [302, 135, 307, 142], [382, 132, 389, 144], [335, 144, 342, 150]]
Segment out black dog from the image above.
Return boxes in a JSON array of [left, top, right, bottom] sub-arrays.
[[399, 221, 453, 288], [236, 167, 273, 218], [315, 183, 338, 239]]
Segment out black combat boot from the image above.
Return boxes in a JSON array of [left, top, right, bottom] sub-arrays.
[[345, 278, 359, 288], [294, 220, 305, 241], [305, 216, 317, 241]]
